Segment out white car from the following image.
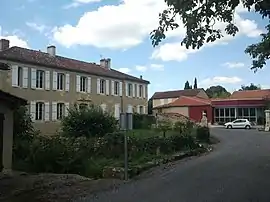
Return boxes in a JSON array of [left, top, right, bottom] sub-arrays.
[[224, 119, 252, 129]]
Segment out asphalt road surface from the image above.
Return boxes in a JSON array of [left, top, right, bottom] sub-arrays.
[[77, 128, 270, 202]]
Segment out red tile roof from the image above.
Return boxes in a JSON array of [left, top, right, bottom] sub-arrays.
[[151, 89, 205, 99], [154, 96, 211, 108], [230, 89, 270, 99], [0, 46, 149, 84]]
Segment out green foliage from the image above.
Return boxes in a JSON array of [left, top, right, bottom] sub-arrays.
[[239, 83, 261, 91], [194, 77, 198, 89], [60, 104, 118, 138], [196, 126, 210, 142], [157, 119, 172, 137], [206, 85, 231, 98], [133, 114, 156, 129], [150, 0, 270, 71], [184, 81, 192, 89]]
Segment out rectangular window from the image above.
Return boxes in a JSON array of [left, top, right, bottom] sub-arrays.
[[237, 108, 243, 117], [114, 81, 119, 95], [35, 102, 44, 120], [250, 108, 256, 116], [220, 108, 224, 116], [18, 66, 23, 87], [100, 79, 106, 94], [225, 108, 230, 117], [57, 103, 64, 120], [230, 108, 235, 117], [139, 106, 144, 114], [57, 73, 64, 90], [243, 108, 249, 116], [80, 76, 87, 92], [139, 85, 143, 97], [36, 70, 44, 88], [128, 83, 132, 97]]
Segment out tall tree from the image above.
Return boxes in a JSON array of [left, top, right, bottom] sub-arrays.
[[194, 78, 198, 89], [239, 83, 261, 91], [148, 98, 153, 114], [184, 81, 192, 89], [206, 85, 231, 98], [150, 0, 270, 72]]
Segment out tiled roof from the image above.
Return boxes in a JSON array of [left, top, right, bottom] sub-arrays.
[[151, 89, 204, 99], [230, 89, 270, 99], [154, 96, 211, 108], [0, 46, 149, 84], [0, 90, 27, 106]]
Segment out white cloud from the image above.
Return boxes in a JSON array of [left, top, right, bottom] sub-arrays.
[[135, 65, 147, 72], [261, 85, 270, 89], [0, 26, 29, 48], [200, 76, 242, 87], [151, 8, 263, 62], [26, 22, 48, 33], [63, 0, 101, 9], [150, 63, 164, 71], [222, 62, 245, 68], [117, 67, 131, 74], [53, 0, 167, 49]]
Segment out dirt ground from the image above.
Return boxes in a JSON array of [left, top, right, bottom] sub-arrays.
[[0, 172, 122, 202]]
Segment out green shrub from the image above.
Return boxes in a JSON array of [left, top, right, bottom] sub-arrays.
[[61, 104, 118, 138], [196, 126, 210, 142], [133, 114, 156, 129], [157, 119, 172, 138]]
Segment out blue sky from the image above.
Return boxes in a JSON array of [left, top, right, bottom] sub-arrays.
[[0, 0, 269, 97]]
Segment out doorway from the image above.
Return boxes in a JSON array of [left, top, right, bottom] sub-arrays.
[[0, 113, 4, 171]]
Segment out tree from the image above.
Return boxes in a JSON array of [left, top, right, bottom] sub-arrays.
[[194, 78, 198, 89], [150, 0, 270, 72], [206, 85, 231, 98], [184, 81, 192, 89], [148, 98, 153, 114], [239, 83, 261, 91]]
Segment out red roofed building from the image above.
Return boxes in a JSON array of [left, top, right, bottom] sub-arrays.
[[152, 89, 269, 125]]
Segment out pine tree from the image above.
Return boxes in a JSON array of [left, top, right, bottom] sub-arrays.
[[194, 78, 198, 89], [184, 81, 191, 89]]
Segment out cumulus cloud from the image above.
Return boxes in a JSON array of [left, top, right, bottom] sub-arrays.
[[200, 76, 242, 87], [135, 63, 164, 72], [117, 67, 131, 74], [26, 22, 48, 33], [0, 26, 29, 48], [222, 62, 245, 68], [53, 0, 167, 49], [135, 65, 147, 72]]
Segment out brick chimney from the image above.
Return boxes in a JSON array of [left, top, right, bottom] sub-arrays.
[[100, 58, 111, 69], [0, 39, 10, 51], [47, 45, 56, 56]]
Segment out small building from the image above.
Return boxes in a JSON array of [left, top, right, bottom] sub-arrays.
[[212, 89, 270, 125], [152, 89, 270, 125], [0, 90, 27, 173]]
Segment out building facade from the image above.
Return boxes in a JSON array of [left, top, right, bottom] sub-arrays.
[[0, 39, 149, 135]]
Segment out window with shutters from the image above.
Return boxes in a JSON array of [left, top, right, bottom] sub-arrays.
[[114, 81, 119, 95], [17, 66, 23, 87], [57, 73, 64, 90], [100, 79, 106, 94], [57, 103, 65, 120], [139, 85, 143, 97], [139, 106, 144, 114], [128, 83, 132, 97], [36, 70, 44, 88], [35, 102, 44, 120], [80, 76, 87, 92]]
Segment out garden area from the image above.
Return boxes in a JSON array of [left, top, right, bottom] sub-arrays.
[[0, 104, 214, 201]]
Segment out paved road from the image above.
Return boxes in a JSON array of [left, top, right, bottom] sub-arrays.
[[78, 129, 270, 202]]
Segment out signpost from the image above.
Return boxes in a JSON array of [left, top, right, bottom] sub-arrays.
[[120, 112, 133, 181]]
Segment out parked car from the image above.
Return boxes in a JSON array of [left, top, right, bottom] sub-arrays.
[[224, 119, 252, 129]]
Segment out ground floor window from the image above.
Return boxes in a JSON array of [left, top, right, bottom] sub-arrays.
[[35, 102, 44, 120], [214, 107, 265, 124]]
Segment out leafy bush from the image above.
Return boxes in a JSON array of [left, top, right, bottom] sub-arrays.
[[157, 119, 172, 137], [173, 120, 195, 135], [61, 104, 118, 138], [196, 126, 210, 142], [133, 114, 156, 129]]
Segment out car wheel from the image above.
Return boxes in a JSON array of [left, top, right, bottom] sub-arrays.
[[245, 125, 251, 130], [227, 125, 232, 129]]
